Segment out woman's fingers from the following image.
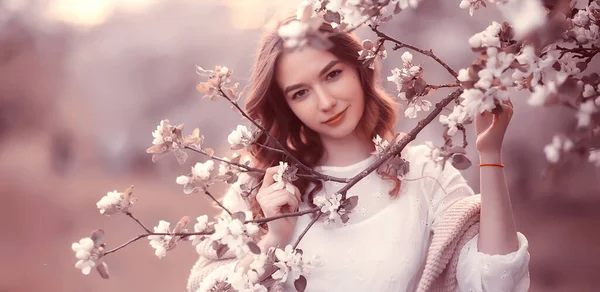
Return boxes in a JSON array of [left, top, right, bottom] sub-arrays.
[[260, 189, 299, 214], [258, 166, 280, 191]]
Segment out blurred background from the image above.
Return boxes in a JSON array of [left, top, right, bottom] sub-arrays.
[[1, 0, 599, 291]]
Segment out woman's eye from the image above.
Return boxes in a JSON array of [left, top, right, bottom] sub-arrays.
[[326, 69, 342, 80], [292, 89, 308, 99]]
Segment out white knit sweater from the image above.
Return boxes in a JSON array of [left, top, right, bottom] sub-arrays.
[[187, 144, 531, 292]]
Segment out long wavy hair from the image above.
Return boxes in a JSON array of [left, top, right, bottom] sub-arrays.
[[243, 16, 399, 222]]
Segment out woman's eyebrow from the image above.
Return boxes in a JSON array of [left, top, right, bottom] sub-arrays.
[[283, 60, 342, 95]]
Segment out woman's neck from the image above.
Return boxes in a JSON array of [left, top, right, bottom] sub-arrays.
[[317, 132, 375, 167]]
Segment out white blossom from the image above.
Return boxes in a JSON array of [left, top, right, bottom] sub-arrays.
[[96, 191, 122, 215], [576, 100, 597, 128], [189, 215, 209, 246], [543, 135, 574, 163], [71, 237, 96, 275], [513, 45, 557, 87], [496, 0, 547, 39], [176, 176, 190, 185], [96, 189, 133, 216], [148, 220, 172, 258], [528, 81, 557, 107], [457, 68, 470, 82], [401, 51, 413, 64], [196, 65, 234, 101], [397, 0, 422, 10], [424, 141, 444, 163], [228, 125, 253, 149], [371, 134, 390, 156], [227, 268, 268, 292], [313, 192, 344, 223], [271, 245, 320, 283], [358, 39, 387, 70], [210, 212, 260, 259], [272, 162, 296, 195], [588, 150, 600, 167], [278, 20, 311, 49], [459, 0, 486, 16], [583, 84, 597, 98], [573, 10, 590, 27], [192, 160, 215, 180], [468, 21, 502, 48], [439, 105, 470, 136], [460, 87, 508, 115], [249, 253, 269, 278], [404, 97, 432, 119], [152, 120, 167, 145]]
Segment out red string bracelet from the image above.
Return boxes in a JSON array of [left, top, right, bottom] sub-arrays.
[[479, 163, 505, 168]]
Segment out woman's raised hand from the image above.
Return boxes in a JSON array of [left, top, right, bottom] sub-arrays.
[[256, 166, 302, 245]]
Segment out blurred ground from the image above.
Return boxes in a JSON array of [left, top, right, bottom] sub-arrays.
[[1, 0, 599, 291]]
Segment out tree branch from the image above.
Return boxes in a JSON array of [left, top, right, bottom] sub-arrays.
[[126, 212, 151, 233], [337, 89, 463, 200], [370, 25, 458, 79], [246, 207, 320, 224], [205, 190, 232, 216], [292, 211, 322, 249]]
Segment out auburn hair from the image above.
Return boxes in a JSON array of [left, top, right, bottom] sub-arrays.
[[242, 15, 399, 223]]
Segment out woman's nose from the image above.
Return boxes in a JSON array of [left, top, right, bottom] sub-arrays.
[[315, 88, 337, 112]]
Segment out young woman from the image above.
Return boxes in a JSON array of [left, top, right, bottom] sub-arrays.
[[187, 16, 530, 292]]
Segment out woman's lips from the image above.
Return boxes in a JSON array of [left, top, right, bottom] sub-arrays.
[[323, 108, 348, 125]]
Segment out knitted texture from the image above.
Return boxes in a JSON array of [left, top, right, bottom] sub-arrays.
[[187, 195, 482, 292], [417, 194, 481, 292]]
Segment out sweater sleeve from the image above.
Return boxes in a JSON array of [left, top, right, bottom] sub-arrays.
[[456, 232, 531, 292], [412, 144, 531, 291], [186, 173, 253, 292]]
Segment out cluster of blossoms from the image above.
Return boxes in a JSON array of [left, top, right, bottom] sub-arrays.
[[96, 186, 135, 215], [567, 2, 600, 45], [72, 237, 102, 274], [71, 230, 109, 278], [228, 125, 255, 150], [147, 119, 204, 164], [210, 245, 320, 292], [148, 220, 176, 258], [176, 160, 216, 194], [358, 39, 387, 69], [387, 51, 431, 119], [371, 134, 390, 157], [272, 162, 299, 195], [196, 65, 236, 101], [543, 135, 575, 164], [209, 211, 261, 259], [313, 192, 347, 225], [271, 245, 321, 284]]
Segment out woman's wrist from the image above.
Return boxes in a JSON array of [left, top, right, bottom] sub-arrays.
[[479, 151, 502, 164]]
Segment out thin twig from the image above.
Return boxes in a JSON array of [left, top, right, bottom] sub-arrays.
[[253, 142, 288, 155], [217, 88, 350, 184], [218, 88, 315, 173], [336, 89, 463, 200], [292, 211, 323, 249], [246, 207, 320, 224], [103, 231, 214, 257], [184, 145, 264, 174], [457, 125, 468, 148], [370, 25, 458, 79], [185, 145, 348, 183], [427, 83, 461, 90], [205, 190, 232, 216], [126, 212, 151, 233]]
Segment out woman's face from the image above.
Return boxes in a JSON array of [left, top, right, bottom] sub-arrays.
[[275, 46, 365, 141]]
